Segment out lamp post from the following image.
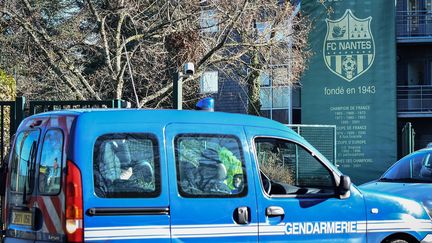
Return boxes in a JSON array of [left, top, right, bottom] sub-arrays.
[[173, 63, 195, 110], [173, 72, 184, 110]]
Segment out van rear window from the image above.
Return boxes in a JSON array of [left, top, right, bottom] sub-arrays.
[[39, 129, 63, 195], [93, 133, 160, 198], [10, 130, 40, 193]]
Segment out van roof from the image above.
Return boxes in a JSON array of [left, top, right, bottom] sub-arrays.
[[29, 109, 294, 133]]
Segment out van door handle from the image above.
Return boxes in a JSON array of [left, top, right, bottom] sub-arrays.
[[234, 206, 250, 225], [266, 206, 285, 217]]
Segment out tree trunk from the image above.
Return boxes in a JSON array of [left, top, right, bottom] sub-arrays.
[[247, 50, 261, 116]]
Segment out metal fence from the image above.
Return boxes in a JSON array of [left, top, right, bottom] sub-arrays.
[[28, 99, 127, 115], [396, 10, 432, 39], [397, 85, 432, 112], [287, 124, 337, 165]]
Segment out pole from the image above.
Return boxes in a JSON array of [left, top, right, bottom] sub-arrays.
[[173, 72, 183, 110]]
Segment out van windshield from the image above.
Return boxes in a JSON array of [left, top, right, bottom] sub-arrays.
[[380, 150, 432, 183], [93, 133, 160, 198]]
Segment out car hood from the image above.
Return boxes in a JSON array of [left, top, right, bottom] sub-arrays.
[[360, 181, 432, 212], [357, 188, 432, 240], [360, 189, 432, 234]]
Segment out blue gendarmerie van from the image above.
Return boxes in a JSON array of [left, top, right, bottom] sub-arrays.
[[1, 109, 432, 243]]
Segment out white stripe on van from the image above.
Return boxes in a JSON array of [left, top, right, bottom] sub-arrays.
[[43, 197, 62, 233], [85, 225, 170, 231], [86, 228, 170, 238], [85, 226, 171, 241], [34, 201, 49, 232], [83, 219, 432, 240], [50, 117, 59, 127], [172, 225, 257, 236], [66, 116, 74, 132]]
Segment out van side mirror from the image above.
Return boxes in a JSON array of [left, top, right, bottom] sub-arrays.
[[0, 163, 7, 197], [338, 175, 351, 199]]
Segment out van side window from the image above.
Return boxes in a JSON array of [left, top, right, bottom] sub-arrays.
[[10, 130, 40, 193], [38, 129, 63, 194], [175, 134, 247, 197], [93, 133, 160, 198], [255, 138, 336, 196]]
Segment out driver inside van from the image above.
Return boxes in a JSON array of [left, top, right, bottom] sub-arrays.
[[197, 148, 230, 194], [99, 140, 131, 183], [95, 139, 155, 196]]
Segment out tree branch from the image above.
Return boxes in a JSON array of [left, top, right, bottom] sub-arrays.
[[101, 15, 115, 74], [85, 0, 101, 23], [1, 10, 86, 99], [197, 0, 249, 68], [3, 9, 101, 100]]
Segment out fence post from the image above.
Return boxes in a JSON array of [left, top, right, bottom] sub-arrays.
[[15, 97, 25, 128], [112, 99, 121, 108], [113, 99, 131, 108], [112, 99, 130, 108], [401, 122, 415, 157], [10, 97, 25, 137]]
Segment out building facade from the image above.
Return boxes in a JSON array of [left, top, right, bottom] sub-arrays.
[[215, 0, 432, 159], [397, 0, 432, 153]]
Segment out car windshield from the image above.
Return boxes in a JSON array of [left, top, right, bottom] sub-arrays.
[[380, 150, 432, 183]]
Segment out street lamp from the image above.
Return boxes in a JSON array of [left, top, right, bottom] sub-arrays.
[[173, 62, 195, 110]]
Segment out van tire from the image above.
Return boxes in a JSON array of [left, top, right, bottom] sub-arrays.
[[384, 239, 409, 243]]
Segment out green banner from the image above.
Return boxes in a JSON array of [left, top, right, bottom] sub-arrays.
[[301, 0, 396, 183]]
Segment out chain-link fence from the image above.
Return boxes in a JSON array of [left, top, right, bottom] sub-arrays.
[[287, 124, 337, 166]]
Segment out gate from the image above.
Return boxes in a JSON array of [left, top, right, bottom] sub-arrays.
[[28, 99, 127, 115], [0, 98, 23, 161], [401, 122, 415, 157], [287, 124, 337, 166]]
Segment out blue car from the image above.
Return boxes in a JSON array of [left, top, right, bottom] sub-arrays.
[[361, 147, 432, 218]]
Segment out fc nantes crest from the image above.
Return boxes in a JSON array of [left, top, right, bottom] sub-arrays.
[[323, 9, 375, 82]]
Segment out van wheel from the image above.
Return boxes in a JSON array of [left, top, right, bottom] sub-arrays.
[[384, 239, 409, 243]]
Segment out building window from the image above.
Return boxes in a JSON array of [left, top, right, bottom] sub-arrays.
[[256, 21, 287, 42], [407, 61, 427, 85], [10, 130, 40, 193], [259, 66, 292, 124], [403, 0, 432, 36], [256, 22, 272, 42], [200, 9, 219, 33], [259, 71, 271, 86], [200, 71, 219, 94]]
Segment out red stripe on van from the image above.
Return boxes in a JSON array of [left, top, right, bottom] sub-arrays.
[[51, 197, 62, 218], [37, 197, 57, 234], [59, 116, 70, 138]]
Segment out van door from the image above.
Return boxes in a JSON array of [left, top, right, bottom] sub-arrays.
[[166, 124, 258, 242], [80, 123, 170, 242], [34, 119, 67, 242], [4, 129, 41, 243], [245, 127, 367, 242]]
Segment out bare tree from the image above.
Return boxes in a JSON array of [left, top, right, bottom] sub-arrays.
[[0, 0, 311, 109]]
